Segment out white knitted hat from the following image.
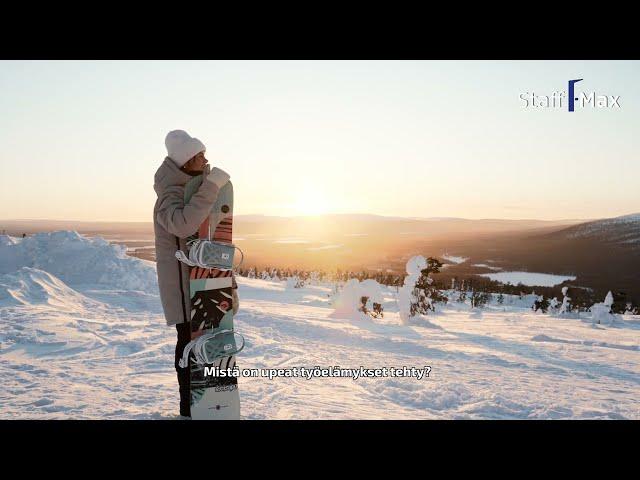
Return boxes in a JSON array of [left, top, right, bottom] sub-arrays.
[[165, 130, 206, 168]]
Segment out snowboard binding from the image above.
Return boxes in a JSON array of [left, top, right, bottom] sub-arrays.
[[175, 239, 244, 271], [178, 329, 245, 368]]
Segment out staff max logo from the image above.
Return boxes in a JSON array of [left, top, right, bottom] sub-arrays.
[[520, 79, 621, 112]]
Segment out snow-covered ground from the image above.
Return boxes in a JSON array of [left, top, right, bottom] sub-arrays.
[[0, 232, 638, 419]]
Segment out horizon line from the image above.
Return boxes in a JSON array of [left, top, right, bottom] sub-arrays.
[[0, 212, 627, 224]]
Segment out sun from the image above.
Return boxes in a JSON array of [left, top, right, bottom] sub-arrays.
[[290, 186, 331, 216]]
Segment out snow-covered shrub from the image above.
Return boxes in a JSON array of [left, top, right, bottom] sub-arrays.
[[624, 303, 637, 315], [532, 295, 550, 313], [358, 279, 384, 318], [589, 291, 622, 325], [309, 271, 321, 285], [471, 290, 490, 309], [330, 278, 384, 320], [285, 276, 304, 289]]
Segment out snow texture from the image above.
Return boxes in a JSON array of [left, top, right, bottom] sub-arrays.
[[0, 232, 639, 419]]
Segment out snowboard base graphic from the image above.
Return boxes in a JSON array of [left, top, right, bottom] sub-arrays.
[[184, 175, 240, 420], [190, 357, 240, 420]]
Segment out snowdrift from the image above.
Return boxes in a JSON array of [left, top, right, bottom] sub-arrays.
[[0, 231, 158, 293], [0, 267, 104, 310]]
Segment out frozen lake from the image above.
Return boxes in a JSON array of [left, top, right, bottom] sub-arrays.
[[479, 271, 577, 287]]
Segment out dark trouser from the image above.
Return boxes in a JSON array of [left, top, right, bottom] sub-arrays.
[[175, 322, 191, 417]]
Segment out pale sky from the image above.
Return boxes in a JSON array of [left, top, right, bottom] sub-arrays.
[[0, 60, 638, 222]]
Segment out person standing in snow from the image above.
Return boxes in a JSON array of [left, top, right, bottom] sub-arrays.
[[153, 130, 239, 418]]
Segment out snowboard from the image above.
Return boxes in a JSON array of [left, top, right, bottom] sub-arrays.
[[183, 175, 240, 420]]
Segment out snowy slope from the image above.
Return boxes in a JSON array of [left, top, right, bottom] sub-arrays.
[[561, 212, 640, 246], [0, 232, 639, 419]]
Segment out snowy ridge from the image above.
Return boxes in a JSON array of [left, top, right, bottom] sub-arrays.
[[614, 213, 640, 222], [564, 212, 640, 245]]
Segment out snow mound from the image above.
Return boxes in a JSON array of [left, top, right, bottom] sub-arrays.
[[330, 278, 383, 320], [0, 231, 158, 293], [0, 267, 102, 310]]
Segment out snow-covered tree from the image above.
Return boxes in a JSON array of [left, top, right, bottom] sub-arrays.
[[398, 256, 447, 324], [559, 286, 572, 314], [285, 275, 304, 289], [532, 295, 550, 313], [470, 290, 490, 309], [412, 257, 448, 315], [604, 291, 614, 309], [398, 256, 425, 324], [270, 268, 279, 281]]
